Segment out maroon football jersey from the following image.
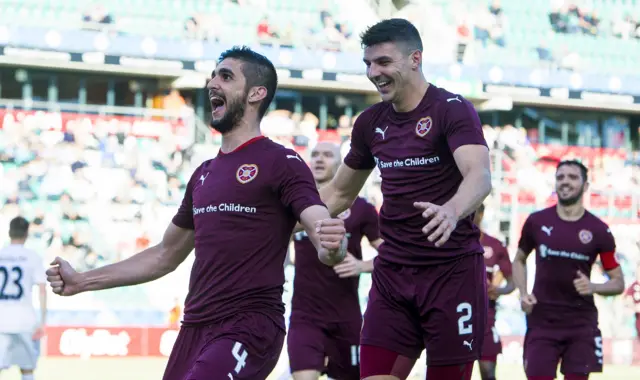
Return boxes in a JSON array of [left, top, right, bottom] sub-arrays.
[[172, 136, 325, 329], [344, 85, 487, 266], [292, 197, 380, 322], [481, 232, 512, 311], [518, 206, 617, 328]]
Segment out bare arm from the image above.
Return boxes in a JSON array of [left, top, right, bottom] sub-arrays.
[[294, 164, 372, 232], [320, 164, 372, 217], [592, 267, 625, 296], [446, 145, 492, 219], [497, 276, 515, 296], [512, 249, 529, 296], [299, 205, 347, 266], [76, 223, 194, 293]]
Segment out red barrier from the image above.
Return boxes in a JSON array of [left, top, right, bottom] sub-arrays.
[[44, 326, 640, 365], [0, 109, 188, 139]]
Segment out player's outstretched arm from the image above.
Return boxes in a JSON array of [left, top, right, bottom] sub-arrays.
[[320, 164, 372, 217], [445, 145, 492, 219], [299, 205, 348, 266], [293, 164, 371, 233], [46, 223, 194, 296]]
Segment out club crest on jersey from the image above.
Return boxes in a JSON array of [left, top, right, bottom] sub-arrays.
[[483, 246, 494, 258], [578, 229, 593, 244], [416, 116, 432, 137], [236, 164, 259, 184], [337, 209, 351, 220]]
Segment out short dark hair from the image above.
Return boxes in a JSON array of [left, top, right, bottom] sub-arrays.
[[9, 216, 29, 239], [360, 18, 423, 52], [557, 159, 589, 182], [477, 203, 485, 214], [218, 46, 278, 119]]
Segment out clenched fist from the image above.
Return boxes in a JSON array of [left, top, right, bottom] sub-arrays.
[[46, 257, 82, 296], [315, 218, 347, 266]]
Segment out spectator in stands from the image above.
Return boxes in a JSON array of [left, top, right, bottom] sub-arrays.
[[82, 3, 114, 32], [580, 7, 600, 36], [612, 13, 639, 39], [257, 16, 279, 45], [319, 11, 346, 51], [549, 4, 569, 33], [455, 13, 472, 63]]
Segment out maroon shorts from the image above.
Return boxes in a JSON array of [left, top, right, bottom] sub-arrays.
[[523, 326, 603, 377], [162, 312, 285, 380], [360, 254, 487, 373], [287, 314, 361, 380], [480, 310, 501, 361]]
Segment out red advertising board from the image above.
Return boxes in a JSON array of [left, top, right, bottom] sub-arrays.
[[0, 109, 189, 139], [44, 326, 640, 365]]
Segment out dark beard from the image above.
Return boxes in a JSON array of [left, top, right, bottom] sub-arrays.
[[557, 186, 584, 206], [210, 99, 246, 134]]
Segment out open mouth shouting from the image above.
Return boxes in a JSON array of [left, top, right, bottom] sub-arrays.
[[209, 93, 226, 118]]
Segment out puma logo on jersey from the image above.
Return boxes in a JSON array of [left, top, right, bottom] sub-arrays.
[[375, 126, 388, 140], [286, 154, 302, 161], [447, 96, 462, 103], [541, 225, 553, 236], [463, 339, 474, 351]]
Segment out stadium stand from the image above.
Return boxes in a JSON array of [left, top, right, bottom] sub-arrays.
[[0, 0, 640, 377]]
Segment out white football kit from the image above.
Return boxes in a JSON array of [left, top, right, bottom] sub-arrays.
[[0, 244, 45, 370]]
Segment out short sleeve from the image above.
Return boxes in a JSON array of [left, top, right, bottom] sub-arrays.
[[496, 242, 513, 278], [344, 112, 376, 170], [598, 225, 618, 271], [275, 150, 326, 220], [171, 169, 198, 230], [518, 215, 536, 256], [443, 98, 488, 153], [360, 201, 381, 242], [32, 254, 46, 285], [598, 225, 616, 254]]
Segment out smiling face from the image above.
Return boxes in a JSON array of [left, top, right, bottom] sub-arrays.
[[555, 163, 588, 206], [310, 142, 341, 184], [363, 42, 421, 104], [207, 58, 249, 134]]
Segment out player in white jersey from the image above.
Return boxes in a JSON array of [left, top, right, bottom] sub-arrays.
[[0, 217, 47, 380]]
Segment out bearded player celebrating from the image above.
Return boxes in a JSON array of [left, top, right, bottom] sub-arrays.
[[46, 46, 348, 380], [513, 160, 625, 380]]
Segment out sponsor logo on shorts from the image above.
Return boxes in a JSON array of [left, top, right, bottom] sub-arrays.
[[416, 116, 432, 137], [236, 164, 259, 184], [579, 229, 593, 244]]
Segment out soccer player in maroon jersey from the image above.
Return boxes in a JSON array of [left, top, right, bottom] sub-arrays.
[[45, 46, 349, 380], [512, 160, 625, 380], [308, 19, 492, 380], [473, 203, 514, 380], [288, 142, 383, 380]]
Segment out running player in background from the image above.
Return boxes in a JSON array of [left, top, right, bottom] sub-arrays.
[[512, 160, 625, 380], [473, 204, 514, 380], [46, 46, 348, 380], [0, 217, 47, 380], [309, 18, 492, 380], [288, 142, 383, 380]]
